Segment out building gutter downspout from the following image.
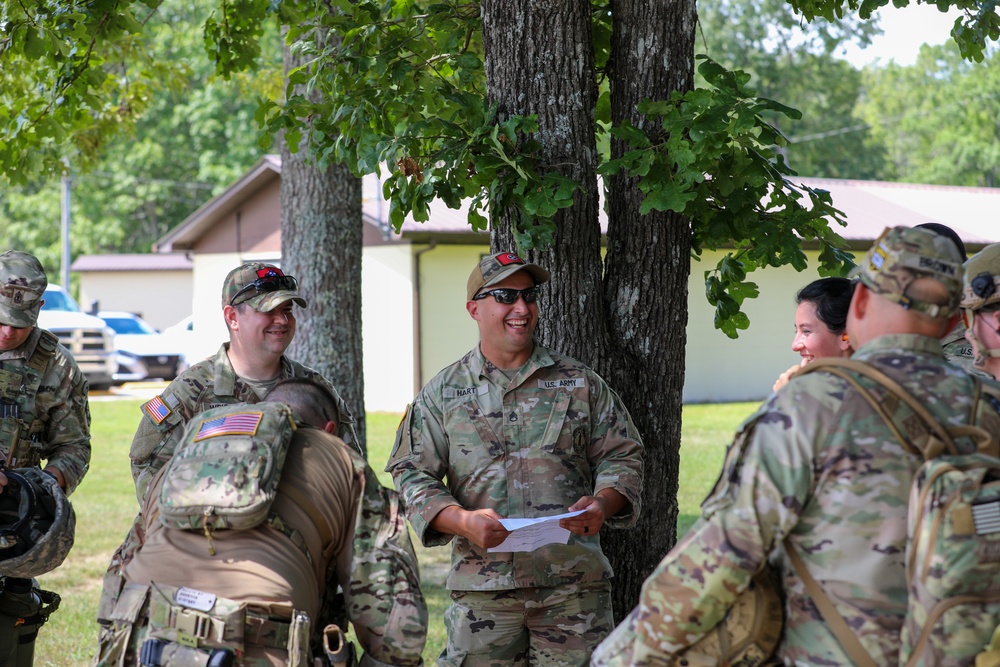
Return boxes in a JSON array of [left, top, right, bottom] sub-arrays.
[[412, 240, 439, 396]]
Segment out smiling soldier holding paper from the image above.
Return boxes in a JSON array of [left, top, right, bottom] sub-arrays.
[[387, 251, 644, 667]]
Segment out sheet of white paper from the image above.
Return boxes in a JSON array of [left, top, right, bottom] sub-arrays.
[[488, 509, 587, 553]]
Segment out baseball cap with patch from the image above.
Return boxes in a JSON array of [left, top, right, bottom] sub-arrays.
[[853, 226, 964, 317], [222, 262, 307, 312], [467, 252, 551, 301], [0, 250, 48, 328], [961, 243, 1000, 312]]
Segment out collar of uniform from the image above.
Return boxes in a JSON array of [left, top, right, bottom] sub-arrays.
[[852, 333, 947, 360], [213, 342, 295, 397], [213, 343, 238, 396], [0, 327, 41, 361], [471, 341, 556, 382]]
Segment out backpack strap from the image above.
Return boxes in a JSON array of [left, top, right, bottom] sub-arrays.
[[799, 357, 965, 459], [784, 545, 878, 667]]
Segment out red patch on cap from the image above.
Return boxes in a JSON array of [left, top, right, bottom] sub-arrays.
[[496, 253, 525, 266], [256, 268, 284, 279]]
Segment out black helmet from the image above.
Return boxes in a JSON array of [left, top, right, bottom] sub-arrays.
[[0, 468, 75, 578]]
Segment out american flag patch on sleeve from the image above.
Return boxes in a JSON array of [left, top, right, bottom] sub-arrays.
[[193, 412, 264, 441], [142, 395, 171, 424]]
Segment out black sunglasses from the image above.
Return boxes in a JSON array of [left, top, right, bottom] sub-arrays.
[[230, 274, 298, 307], [472, 287, 539, 305]]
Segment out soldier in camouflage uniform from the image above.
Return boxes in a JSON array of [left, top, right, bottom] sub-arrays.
[[959, 242, 1000, 379], [94, 378, 426, 667], [914, 222, 991, 376], [100, 263, 360, 649], [388, 252, 644, 667], [0, 250, 90, 496], [591, 226, 1000, 667]]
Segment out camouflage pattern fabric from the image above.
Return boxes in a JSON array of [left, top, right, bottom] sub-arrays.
[[599, 334, 1000, 667], [387, 343, 643, 592], [0, 326, 90, 494], [156, 403, 296, 532], [440, 582, 613, 667], [129, 343, 358, 506], [940, 321, 992, 378]]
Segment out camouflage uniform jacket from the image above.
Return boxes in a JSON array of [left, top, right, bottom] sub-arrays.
[[387, 343, 643, 591], [0, 327, 90, 494], [626, 334, 1000, 666], [941, 320, 992, 378], [129, 343, 358, 505]]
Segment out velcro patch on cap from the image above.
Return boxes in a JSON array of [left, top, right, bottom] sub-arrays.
[[869, 241, 889, 272], [193, 411, 264, 441], [496, 252, 525, 266], [907, 254, 960, 280]]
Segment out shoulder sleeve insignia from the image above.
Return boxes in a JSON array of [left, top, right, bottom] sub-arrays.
[[142, 395, 172, 425]]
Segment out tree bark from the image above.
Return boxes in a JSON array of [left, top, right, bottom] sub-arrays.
[[482, 0, 607, 357], [604, 0, 697, 621], [280, 36, 367, 452]]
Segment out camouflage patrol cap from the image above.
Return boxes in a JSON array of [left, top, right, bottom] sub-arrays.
[[961, 243, 1000, 312], [467, 252, 550, 300], [853, 226, 964, 317], [0, 250, 48, 328], [222, 262, 307, 312]]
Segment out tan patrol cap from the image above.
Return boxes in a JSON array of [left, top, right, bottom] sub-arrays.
[[467, 252, 550, 301]]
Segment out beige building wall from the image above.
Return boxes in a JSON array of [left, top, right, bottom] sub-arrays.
[[683, 249, 831, 403], [78, 270, 193, 330], [412, 244, 833, 405], [362, 246, 417, 412], [416, 244, 483, 386]]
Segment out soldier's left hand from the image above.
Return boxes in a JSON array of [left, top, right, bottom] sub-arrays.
[[560, 496, 606, 536], [0, 470, 6, 491]]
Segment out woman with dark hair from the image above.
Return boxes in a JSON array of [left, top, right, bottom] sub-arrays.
[[772, 277, 855, 391]]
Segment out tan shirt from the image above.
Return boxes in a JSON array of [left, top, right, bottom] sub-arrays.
[[124, 427, 361, 622]]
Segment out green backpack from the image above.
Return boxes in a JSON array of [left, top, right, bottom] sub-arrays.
[[157, 402, 297, 538], [797, 358, 1000, 667]]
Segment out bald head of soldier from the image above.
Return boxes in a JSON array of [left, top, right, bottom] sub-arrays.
[[847, 226, 964, 350], [264, 378, 339, 434]]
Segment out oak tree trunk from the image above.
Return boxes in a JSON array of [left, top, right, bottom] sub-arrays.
[[604, 0, 697, 621], [281, 37, 367, 452]]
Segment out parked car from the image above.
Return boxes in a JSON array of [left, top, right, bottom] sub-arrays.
[[162, 315, 216, 366], [98, 311, 188, 382], [37, 285, 116, 390]]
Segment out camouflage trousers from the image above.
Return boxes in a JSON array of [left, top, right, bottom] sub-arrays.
[[439, 581, 613, 667]]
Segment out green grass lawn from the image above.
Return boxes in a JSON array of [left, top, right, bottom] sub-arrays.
[[29, 398, 758, 666]]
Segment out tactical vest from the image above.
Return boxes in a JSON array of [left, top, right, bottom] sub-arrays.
[[0, 330, 59, 469]]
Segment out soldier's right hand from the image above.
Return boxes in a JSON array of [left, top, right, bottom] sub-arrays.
[[434, 506, 509, 550], [0, 470, 6, 491]]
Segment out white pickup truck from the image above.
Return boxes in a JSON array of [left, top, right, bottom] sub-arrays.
[[37, 285, 116, 390]]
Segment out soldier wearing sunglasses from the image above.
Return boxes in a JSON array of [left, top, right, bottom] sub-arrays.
[[101, 262, 359, 620], [388, 251, 644, 667]]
